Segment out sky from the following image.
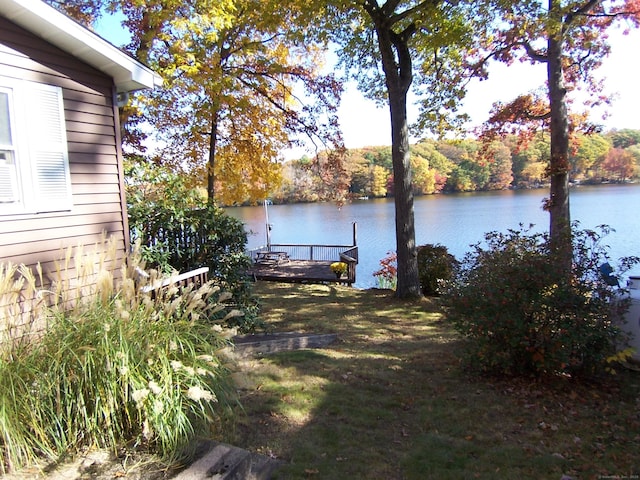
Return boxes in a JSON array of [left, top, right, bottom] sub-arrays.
[[337, 26, 640, 149], [95, 14, 640, 153]]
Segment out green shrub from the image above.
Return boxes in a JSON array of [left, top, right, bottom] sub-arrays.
[[443, 224, 639, 377], [0, 248, 239, 473], [126, 162, 260, 332], [416, 244, 458, 296]]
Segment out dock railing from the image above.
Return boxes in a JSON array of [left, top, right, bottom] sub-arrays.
[[339, 247, 358, 284], [247, 243, 359, 284]]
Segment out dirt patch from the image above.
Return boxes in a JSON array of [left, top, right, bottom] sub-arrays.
[[2, 449, 176, 480]]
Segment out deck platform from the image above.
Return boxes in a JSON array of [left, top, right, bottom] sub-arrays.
[[248, 259, 352, 285]]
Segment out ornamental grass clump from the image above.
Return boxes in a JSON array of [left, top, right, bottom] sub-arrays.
[[0, 242, 240, 474], [443, 224, 639, 378]]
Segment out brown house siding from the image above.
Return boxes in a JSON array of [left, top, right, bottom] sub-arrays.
[[0, 16, 130, 338]]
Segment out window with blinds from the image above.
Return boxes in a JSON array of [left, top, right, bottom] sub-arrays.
[[0, 77, 72, 214], [0, 88, 19, 203]]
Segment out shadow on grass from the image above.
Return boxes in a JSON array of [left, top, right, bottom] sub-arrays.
[[228, 282, 640, 480]]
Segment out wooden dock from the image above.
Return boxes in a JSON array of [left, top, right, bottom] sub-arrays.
[[245, 223, 358, 286], [248, 259, 353, 285]]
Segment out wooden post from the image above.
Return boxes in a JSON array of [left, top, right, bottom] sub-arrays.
[[352, 222, 357, 247], [264, 200, 271, 250], [350, 260, 356, 285]]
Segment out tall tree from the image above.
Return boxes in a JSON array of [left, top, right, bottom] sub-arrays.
[[320, 0, 489, 297], [486, 142, 514, 190], [602, 147, 636, 181], [117, 0, 344, 205], [480, 0, 640, 270]]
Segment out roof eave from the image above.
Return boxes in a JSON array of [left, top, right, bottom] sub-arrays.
[[0, 0, 162, 92]]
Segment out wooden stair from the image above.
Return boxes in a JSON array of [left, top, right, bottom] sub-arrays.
[[172, 441, 280, 480]]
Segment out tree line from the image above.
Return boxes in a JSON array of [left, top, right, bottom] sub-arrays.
[[258, 129, 640, 205]]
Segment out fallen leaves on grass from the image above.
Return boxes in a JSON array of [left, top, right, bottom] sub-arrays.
[[230, 282, 640, 479]]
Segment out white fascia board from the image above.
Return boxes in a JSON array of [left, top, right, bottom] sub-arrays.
[[0, 0, 162, 92]]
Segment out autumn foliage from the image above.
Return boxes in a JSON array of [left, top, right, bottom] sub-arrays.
[[264, 130, 640, 205]]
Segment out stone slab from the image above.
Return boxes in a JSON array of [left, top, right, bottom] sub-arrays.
[[232, 332, 338, 358]]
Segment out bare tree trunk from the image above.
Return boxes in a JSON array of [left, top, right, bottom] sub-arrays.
[[389, 90, 421, 298], [375, 23, 421, 298], [547, 0, 572, 274]]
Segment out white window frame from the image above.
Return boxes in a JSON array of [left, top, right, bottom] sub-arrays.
[[0, 76, 72, 215], [0, 85, 20, 204]]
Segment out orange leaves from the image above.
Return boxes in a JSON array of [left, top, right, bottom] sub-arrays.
[[476, 0, 640, 187], [601, 147, 637, 181], [495, 95, 549, 122], [478, 93, 549, 160], [610, 0, 640, 25]]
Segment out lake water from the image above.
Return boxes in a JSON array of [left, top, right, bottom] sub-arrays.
[[225, 184, 640, 288]]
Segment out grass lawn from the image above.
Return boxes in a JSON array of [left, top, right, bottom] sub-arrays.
[[225, 281, 640, 480]]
